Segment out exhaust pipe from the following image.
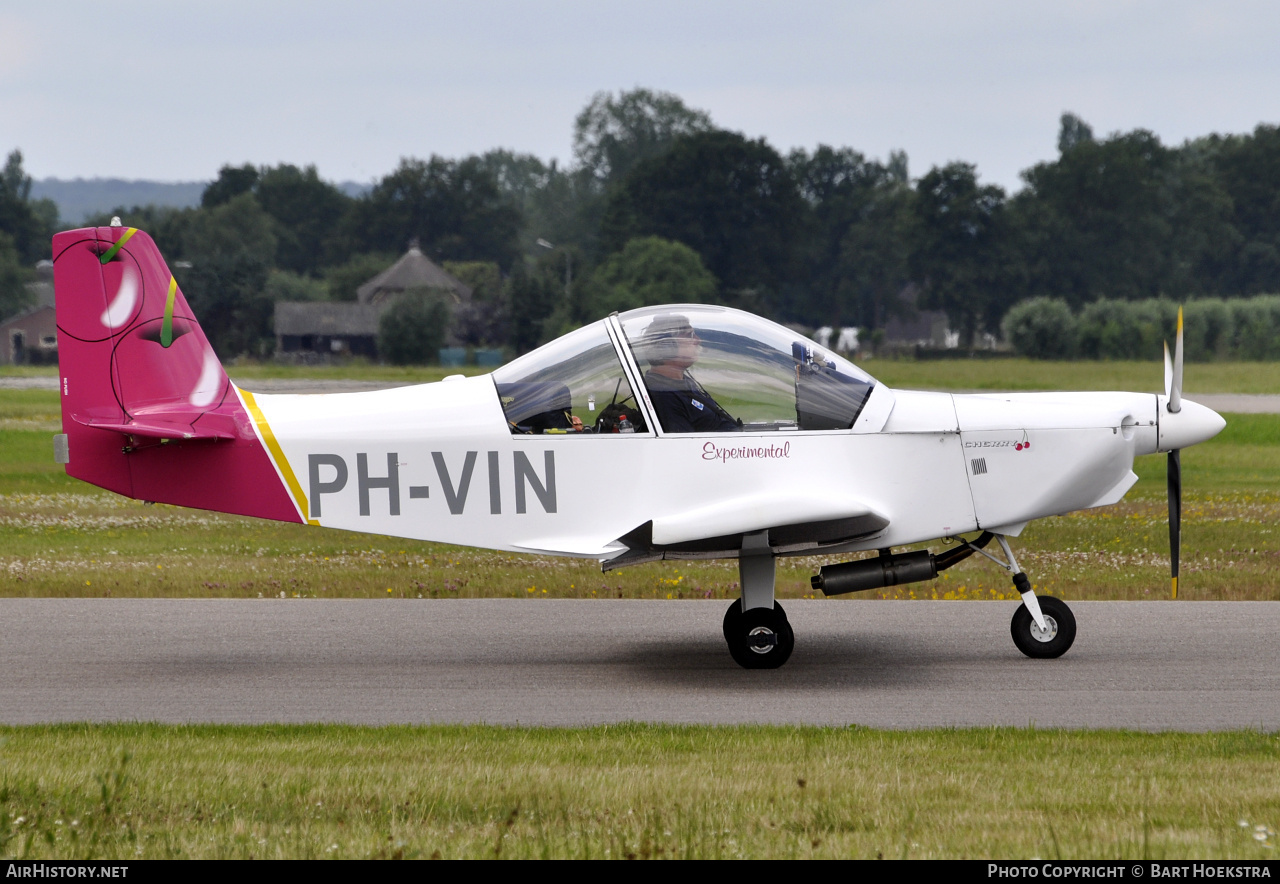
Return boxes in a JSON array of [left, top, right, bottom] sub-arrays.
[[811, 532, 993, 596]]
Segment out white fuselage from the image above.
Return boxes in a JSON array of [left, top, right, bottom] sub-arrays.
[[242, 377, 1214, 562]]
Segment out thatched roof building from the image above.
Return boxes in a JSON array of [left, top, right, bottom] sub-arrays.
[[275, 242, 472, 360], [356, 242, 471, 305]]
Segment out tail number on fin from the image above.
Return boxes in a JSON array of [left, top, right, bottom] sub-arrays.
[[306, 451, 556, 519]]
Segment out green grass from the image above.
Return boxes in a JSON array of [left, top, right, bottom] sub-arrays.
[[0, 365, 59, 379], [0, 390, 61, 430], [1, 724, 1277, 860]]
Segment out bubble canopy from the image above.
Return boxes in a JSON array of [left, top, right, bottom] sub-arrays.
[[492, 305, 889, 434], [621, 305, 880, 432]]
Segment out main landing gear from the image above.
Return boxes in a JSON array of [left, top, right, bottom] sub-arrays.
[[723, 600, 795, 669], [723, 530, 794, 669]]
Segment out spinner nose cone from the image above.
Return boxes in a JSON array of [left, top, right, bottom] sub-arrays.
[[1158, 397, 1227, 451]]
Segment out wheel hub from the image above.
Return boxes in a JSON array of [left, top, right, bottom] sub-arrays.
[[1030, 615, 1059, 643], [747, 626, 778, 654]]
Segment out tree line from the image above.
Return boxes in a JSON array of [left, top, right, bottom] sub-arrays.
[[4, 89, 1280, 360]]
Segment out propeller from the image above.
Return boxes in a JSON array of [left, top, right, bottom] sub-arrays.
[[1163, 307, 1184, 599]]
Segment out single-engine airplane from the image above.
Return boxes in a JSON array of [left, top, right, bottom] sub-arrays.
[[51, 223, 1226, 668]]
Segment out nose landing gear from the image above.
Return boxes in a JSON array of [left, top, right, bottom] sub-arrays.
[[1010, 594, 1076, 658], [981, 536, 1077, 659]]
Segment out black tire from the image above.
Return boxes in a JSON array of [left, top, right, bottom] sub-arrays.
[[1010, 595, 1076, 659], [722, 599, 743, 642], [723, 599, 789, 641], [725, 602, 794, 669]]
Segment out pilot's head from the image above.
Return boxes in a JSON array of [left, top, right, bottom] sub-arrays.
[[638, 314, 700, 369]]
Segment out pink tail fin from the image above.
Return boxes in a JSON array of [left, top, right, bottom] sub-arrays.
[[53, 226, 302, 522]]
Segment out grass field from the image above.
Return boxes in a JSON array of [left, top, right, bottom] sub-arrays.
[[2, 371, 1277, 861], [1, 725, 1277, 860]]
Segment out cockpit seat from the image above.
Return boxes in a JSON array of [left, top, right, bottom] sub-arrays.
[[496, 381, 575, 434]]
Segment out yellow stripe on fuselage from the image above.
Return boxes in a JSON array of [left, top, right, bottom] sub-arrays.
[[238, 387, 318, 525]]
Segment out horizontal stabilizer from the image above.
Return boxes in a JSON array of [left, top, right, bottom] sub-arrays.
[[72, 409, 240, 441]]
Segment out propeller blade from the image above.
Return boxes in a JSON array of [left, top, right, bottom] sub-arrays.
[[1168, 449, 1181, 599], [1164, 341, 1173, 399], [1169, 306, 1184, 414]]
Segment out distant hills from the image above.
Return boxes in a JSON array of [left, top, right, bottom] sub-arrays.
[[31, 177, 371, 225]]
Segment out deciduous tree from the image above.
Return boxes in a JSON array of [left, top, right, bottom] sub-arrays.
[[378, 289, 451, 365], [0, 150, 54, 265], [573, 88, 714, 188], [255, 164, 352, 273], [350, 156, 521, 268], [602, 131, 803, 303], [911, 163, 1015, 346], [787, 146, 913, 328], [177, 194, 278, 357], [584, 236, 717, 317], [201, 164, 258, 209]]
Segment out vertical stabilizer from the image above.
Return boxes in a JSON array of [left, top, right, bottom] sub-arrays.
[[53, 226, 302, 522]]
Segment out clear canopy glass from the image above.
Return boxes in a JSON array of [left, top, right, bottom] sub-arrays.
[[620, 305, 878, 433], [490, 306, 879, 435], [491, 320, 644, 434]]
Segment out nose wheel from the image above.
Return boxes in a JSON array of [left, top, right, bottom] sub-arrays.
[[1010, 595, 1076, 658], [723, 601, 795, 669]]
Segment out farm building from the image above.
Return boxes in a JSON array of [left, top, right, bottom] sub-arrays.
[[1, 260, 57, 364], [274, 241, 471, 359], [0, 304, 57, 364]]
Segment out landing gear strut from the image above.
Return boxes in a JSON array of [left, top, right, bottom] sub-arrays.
[[966, 534, 1077, 659], [724, 530, 794, 669]]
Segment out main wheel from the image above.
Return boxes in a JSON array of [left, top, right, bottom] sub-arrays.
[[723, 599, 788, 641], [724, 601, 794, 669], [1010, 595, 1076, 659], [722, 599, 743, 642]]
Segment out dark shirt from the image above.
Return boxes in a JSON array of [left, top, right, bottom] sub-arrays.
[[644, 371, 740, 433]]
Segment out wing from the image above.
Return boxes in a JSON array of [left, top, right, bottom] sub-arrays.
[[514, 491, 889, 564]]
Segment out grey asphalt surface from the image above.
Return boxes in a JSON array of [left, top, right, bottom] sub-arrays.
[[2, 599, 1276, 730]]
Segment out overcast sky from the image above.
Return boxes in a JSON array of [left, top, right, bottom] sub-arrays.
[[3, 1, 1279, 193]]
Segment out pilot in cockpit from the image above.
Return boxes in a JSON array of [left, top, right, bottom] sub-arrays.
[[637, 313, 741, 433]]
